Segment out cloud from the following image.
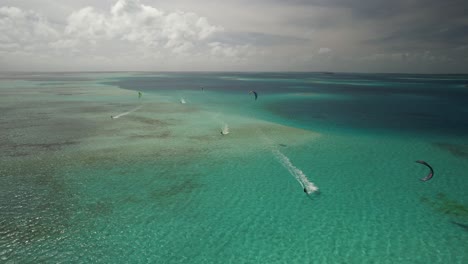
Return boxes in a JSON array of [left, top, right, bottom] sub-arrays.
[[318, 47, 331, 54], [215, 31, 311, 46], [65, 7, 108, 41], [0, 0, 244, 70], [64, 0, 223, 53], [209, 42, 255, 59], [0, 6, 59, 52], [1, 0, 467, 72]]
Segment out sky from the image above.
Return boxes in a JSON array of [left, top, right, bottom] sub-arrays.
[[0, 0, 467, 73]]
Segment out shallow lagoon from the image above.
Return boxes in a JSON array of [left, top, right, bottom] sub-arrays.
[[1, 72, 467, 263]]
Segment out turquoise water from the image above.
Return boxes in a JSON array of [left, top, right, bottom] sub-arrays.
[[1, 72, 467, 263]]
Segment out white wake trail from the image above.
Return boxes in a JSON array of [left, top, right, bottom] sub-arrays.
[[256, 128, 319, 194], [111, 106, 142, 119], [272, 149, 319, 194]]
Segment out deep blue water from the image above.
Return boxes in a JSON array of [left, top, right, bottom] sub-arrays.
[[109, 72, 468, 137]]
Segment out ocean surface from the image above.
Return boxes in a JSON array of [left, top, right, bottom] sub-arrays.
[[1, 72, 467, 263]]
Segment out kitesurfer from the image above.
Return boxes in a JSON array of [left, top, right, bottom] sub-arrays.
[[249, 90, 258, 100], [416, 160, 434, 181]]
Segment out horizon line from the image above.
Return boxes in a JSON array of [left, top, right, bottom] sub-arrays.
[[1, 70, 467, 75]]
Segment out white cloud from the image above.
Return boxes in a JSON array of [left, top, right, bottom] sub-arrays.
[[0, 0, 241, 70], [49, 39, 77, 49], [0, 6, 59, 52], [64, 0, 223, 53], [65, 7, 108, 40], [209, 42, 255, 60], [318, 47, 331, 54]]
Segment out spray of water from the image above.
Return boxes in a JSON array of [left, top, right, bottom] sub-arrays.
[[273, 149, 319, 194], [222, 123, 229, 135], [209, 112, 230, 135], [180, 98, 186, 104], [111, 106, 142, 119], [256, 128, 319, 194]]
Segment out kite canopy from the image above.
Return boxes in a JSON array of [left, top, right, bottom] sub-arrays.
[[416, 160, 434, 181], [249, 90, 258, 100]]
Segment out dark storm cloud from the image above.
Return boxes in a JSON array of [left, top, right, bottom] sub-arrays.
[[365, 24, 468, 52], [347, 0, 468, 51], [212, 32, 312, 46], [267, 0, 467, 18]]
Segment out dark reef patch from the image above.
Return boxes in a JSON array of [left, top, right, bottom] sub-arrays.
[[188, 135, 220, 142], [451, 221, 468, 231], [0, 158, 77, 253], [432, 142, 468, 159], [129, 116, 172, 126], [150, 179, 202, 202], [157, 131, 171, 139], [15, 141, 78, 151], [421, 193, 468, 219], [126, 130, 172, 140]]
